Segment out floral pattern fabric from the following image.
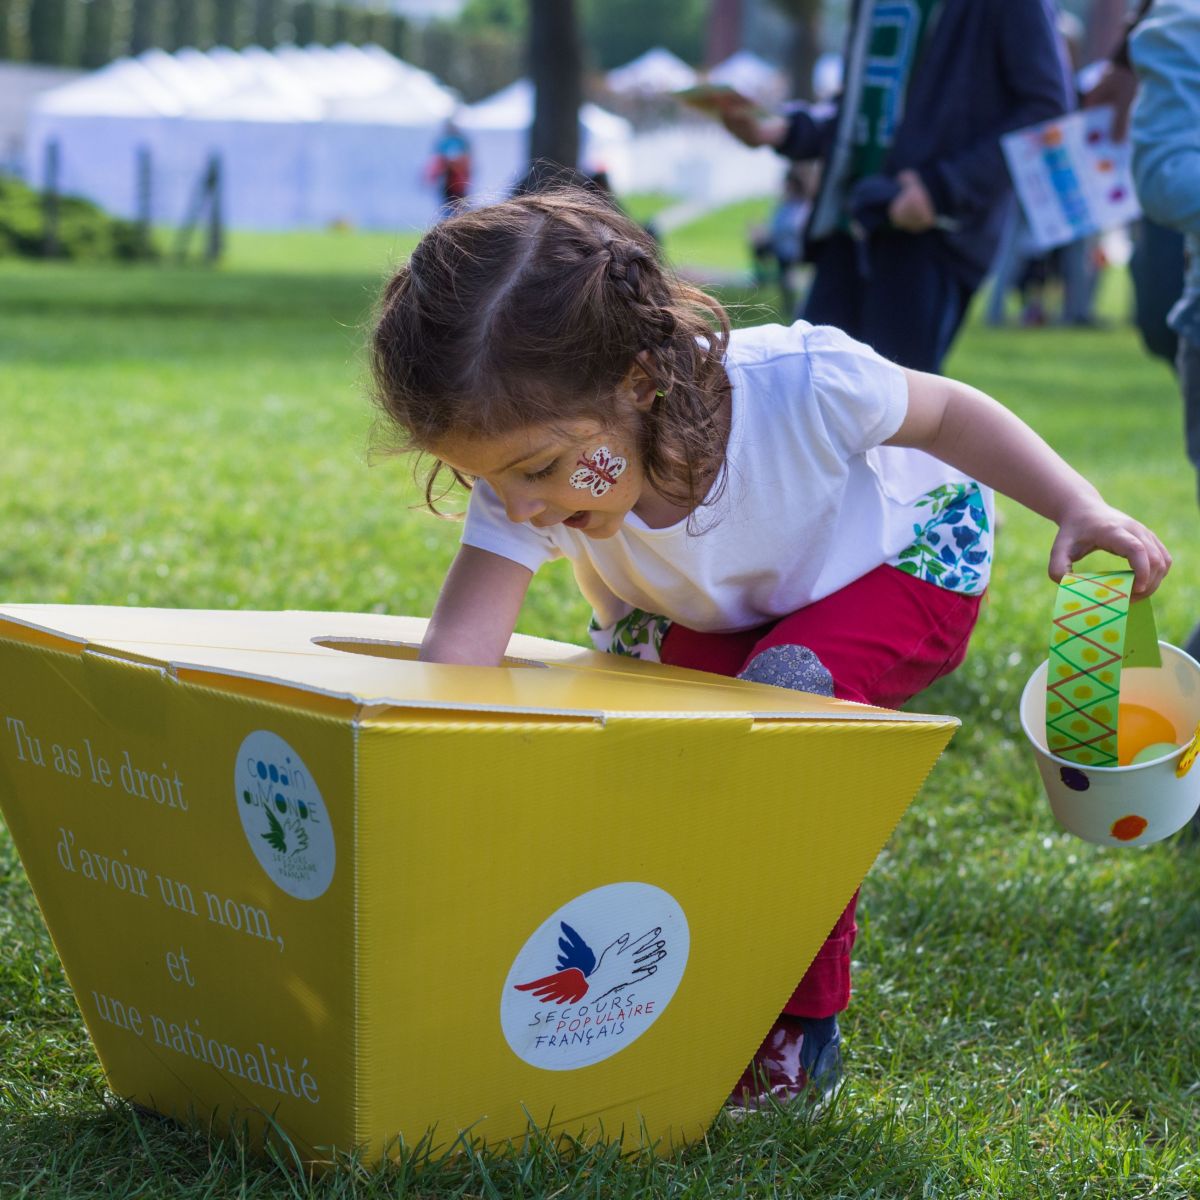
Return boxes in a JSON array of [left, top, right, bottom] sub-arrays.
[[588, 608, 671, 663], [886, 481, 991, 594]]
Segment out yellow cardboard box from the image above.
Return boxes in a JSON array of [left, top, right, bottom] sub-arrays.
[[0, 604, 957, 1161]]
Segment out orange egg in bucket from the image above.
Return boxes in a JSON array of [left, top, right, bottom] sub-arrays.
[[1116, 702, 1178, 765]]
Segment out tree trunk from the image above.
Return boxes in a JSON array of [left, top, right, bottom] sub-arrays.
[[528, 0, 581, 175], [28, 0, 72, 65], [706, 0, 741, 67], [788, 3, 821, 101], [174, 0, 214, 51], [130, 0, 165, 55], [213, 0, 245, 49], [0, 0, 15, 61], [768, 0, 825, 100], [253, 0, 282, 47], [81, 0, 118, 67]]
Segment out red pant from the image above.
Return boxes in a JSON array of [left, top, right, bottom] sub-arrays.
[[660, 565, 982, 1016]]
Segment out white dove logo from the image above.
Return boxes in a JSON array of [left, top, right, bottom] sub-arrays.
[[514, 921, 667, 1005], [500, 882, 690, 1070]]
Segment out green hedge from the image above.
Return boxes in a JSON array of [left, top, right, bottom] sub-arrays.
[[0, 176, 156, 261]]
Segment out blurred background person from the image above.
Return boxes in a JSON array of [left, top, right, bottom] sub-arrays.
[[986, 9, 1104, 331], [1083, 0, 1186, 369], [1129, 0, 1200, 655], [427, 119, 473, 220], [749, 162, 818, 317], [718, 0, 1070, 373]]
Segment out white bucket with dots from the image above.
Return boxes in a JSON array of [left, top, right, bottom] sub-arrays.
[[1020, 641, 1200, 846]]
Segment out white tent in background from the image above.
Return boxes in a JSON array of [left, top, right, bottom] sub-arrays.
[[138, 46, 231, 110], [321, 47, 455, 122], [460, 78, 633, 201], [605, 47, 697, 96], [34, 56, 183, 117], [27, 57, 180, 217], [708, 49, 787, 105], [24, 43, 463, 229], [311, 47, 458, 231], [813, 51, 843, 101]]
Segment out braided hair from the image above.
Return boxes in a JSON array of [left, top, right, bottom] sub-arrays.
[[370, 186, 732, 518]]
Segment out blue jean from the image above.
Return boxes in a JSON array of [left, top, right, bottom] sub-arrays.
[[1132, 220, 1186, 367], [1180, 334, 1200, 504]]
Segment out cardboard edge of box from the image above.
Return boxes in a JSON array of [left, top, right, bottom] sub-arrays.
[[0, 607, 961, 732]]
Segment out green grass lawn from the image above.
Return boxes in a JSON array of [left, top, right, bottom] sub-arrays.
[[2, 216, 1200, 1198], [214, 190, 767, 280], [663, 196, 774, 274]]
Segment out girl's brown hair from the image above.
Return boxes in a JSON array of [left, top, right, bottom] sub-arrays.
[[370, 186, 732, 516]]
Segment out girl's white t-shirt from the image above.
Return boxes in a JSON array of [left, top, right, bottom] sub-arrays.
[[460, 321, 994, 639]]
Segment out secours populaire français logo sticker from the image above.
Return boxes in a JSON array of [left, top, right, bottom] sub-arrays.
[[234, 731, 334, 900], [500, 882, 689, 1070]]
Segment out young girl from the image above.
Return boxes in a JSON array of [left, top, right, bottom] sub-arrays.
[[369, 188, 1170, 1111]]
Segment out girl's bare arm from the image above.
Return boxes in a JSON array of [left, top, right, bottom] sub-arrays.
[[419, 545, 533, 665], [888, 368, 1171, 597]]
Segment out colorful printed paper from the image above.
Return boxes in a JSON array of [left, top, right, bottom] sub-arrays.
[[1001, 107, 1141, 252], [1046, 572, 1137, 765]]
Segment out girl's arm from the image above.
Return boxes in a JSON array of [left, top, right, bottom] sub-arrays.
[[887, 369, 1172, 597], [419, 545, 533, 666]]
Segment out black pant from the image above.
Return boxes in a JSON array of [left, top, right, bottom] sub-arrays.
[[802, 231, 973, 374], [1130, 218, 1186, 368]]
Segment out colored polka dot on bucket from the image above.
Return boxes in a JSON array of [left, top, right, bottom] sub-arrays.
[[1110, 814, 1148, 841]]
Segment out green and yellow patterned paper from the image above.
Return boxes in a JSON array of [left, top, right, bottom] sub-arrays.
[[1046, 572, 1135, 765]]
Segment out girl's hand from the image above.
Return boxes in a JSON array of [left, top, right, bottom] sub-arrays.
[[1048, 501, 1172, 598]]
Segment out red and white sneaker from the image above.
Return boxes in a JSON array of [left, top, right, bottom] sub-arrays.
[[726, 1014, 843, 1115]]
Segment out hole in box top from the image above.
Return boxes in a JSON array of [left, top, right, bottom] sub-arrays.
[[312, 637, 546, 668]]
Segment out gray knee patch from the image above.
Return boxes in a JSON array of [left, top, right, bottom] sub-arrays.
[[737, 644, 835, 697]]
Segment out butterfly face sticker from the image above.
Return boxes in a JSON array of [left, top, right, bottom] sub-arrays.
[[570, 446, 627, 498]]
